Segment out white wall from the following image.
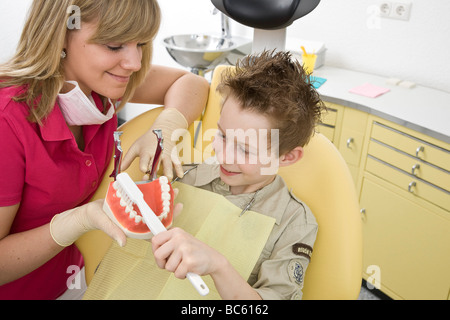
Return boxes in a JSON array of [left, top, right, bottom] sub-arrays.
[[0, 0, 32, 62], [1, 0, 449, 93], [285, 0, 450, 93], [154, 0, 450, 93]]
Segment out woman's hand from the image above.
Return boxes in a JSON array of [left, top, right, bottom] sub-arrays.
[[50, 199, 127, 248], [120, 108, 187, 181], [122, 65, 209, 181]]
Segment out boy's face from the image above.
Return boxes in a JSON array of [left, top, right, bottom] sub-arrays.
[[212, 95, 280, 195]]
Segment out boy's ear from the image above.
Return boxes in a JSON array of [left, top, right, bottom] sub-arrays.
[[279, 147, 304, 167]]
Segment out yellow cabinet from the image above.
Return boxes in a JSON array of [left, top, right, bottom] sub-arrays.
[[337, 108, 368, 185], [360, 116, 450, 300], [360, 176, 450, 300], [317, 102, 344, 144], [366, 121, 450, 213], [367, 141, 450, 192], [321, 99, 450, 300], [365, 156, 450, 212], [371, 122, 450, 172], [318, 103, 368, 185]]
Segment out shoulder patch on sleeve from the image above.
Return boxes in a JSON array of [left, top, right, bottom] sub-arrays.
[[292, 243, 313, 262], [288, 260, 304, 287]]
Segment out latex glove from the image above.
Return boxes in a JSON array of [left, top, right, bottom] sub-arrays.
[[121, 108, 188, 181], [50, 200, 127, 248]]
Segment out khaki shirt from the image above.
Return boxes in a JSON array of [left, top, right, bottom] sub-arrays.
[[179, 163, 318, 300]]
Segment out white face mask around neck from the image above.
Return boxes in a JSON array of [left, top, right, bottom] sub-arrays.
[[58, 81, 115, 126]]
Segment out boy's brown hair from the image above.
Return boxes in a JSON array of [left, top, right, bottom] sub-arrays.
[[217, 50, 326, 155]]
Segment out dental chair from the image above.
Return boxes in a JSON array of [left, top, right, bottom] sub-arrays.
[[199, 66, 363, 300], [78, 65, 362, 300]]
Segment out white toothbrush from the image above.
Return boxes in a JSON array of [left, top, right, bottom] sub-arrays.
[[115, 172, 210, 296]]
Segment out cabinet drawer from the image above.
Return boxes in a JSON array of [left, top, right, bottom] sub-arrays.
[[318, 106, 340, 143], [368, 140, 450, 192], [342, 107, 368, 132], [322, 108, 338, 126], [317, 124, 335, 142], [371, 122, 450, 172], [339, 128, 365, 166], [337, 108, 368, 167], [366, 156, 450, 212]]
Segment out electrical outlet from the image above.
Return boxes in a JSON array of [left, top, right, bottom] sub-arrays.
[[391, 2, 412, 21], [378, 2, 392, 18]]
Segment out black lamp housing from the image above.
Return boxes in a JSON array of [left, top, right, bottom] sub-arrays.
[[211, 0, 321, 30]]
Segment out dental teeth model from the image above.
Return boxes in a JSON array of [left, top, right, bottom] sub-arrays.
[[103, 176, 175, 240]]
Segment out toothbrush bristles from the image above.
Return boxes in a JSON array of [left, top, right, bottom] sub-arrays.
[[117, 185, 134, 209]]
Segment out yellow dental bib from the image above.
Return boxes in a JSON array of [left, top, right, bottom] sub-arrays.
[[83, 182, 275, 300]]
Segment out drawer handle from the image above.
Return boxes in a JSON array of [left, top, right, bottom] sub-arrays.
[[360, 208, 367, 221], [415, 146, 424, 158], [408, 181, 417, 193], [347, 138, 354, 149], [411, 164, 420, 176]]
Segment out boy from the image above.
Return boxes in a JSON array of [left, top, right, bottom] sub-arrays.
[[151, 50, 326, 300]]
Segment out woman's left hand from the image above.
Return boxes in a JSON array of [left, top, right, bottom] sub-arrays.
[[121, 65, 209, 181], [121, 108, 187, 181]]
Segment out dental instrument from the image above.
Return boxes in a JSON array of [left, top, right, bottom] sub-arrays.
[[146, 130, 164, 181], [110, 131, 124, 181]]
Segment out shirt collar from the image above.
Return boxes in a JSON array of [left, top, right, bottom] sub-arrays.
[[39, 101, 73, 142], [227, 175, 289, 225], [39, 92, 109, 143], [191, 163, 289, 225]]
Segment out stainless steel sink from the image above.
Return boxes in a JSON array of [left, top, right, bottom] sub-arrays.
[[162, 34, 251, 75]]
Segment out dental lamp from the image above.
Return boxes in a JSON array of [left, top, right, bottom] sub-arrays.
[[211, 0, 321, 53]]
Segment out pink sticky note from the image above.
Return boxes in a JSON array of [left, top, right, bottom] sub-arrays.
[[349, 83, 390, 98]]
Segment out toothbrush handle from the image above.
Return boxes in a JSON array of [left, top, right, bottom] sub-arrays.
[[139, 200, 167, 236], [139, 201, 210, 296], [187, 272, 209, 296]]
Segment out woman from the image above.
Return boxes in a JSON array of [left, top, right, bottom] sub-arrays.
[[0, 0, 209, 299]]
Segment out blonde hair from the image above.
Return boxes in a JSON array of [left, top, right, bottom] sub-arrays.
[[0, 0, 161, 124]]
